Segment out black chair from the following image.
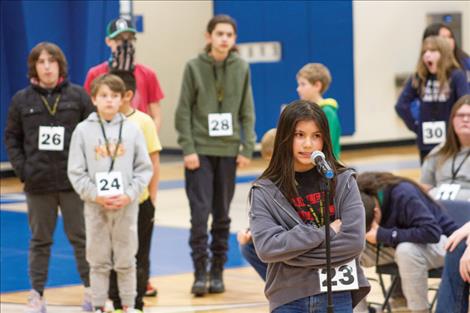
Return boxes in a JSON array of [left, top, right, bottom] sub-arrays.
[[374, 244, 442, 313], [375, 200, 470, 313]]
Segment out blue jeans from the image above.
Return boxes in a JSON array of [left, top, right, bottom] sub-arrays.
[[436, 241, 469, 313], [240, 242, 267, 281], [273, 291, 352, 313]]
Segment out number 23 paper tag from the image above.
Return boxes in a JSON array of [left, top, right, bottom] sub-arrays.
[[318, 259, 359, 292], [95, 172, 124, 196]]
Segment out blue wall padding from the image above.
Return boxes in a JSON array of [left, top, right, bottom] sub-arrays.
[[0, 0, 119, 162], [214, 1, 355, 139]]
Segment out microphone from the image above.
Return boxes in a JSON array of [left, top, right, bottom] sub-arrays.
[[310, 151, 334, 180]]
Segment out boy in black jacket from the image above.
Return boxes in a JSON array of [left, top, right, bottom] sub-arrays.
[[4, 42, 94, 313]]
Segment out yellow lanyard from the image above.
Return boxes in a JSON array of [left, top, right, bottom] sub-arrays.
[[98, 115, 124, 172], [40, 95, 61, 116], [307, 203, 324, 227]]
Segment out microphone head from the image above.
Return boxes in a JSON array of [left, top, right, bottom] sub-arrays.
[[325, 170, 334, 179], [310, 150, 325, 165]]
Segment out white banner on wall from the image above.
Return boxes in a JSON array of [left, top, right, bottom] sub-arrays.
[[238, 41, 282, 63]]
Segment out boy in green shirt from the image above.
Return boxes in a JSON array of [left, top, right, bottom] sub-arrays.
[[297, 63, 342, 159]]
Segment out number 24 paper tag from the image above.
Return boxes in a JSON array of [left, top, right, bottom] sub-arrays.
[[95, 172, 124, 196]]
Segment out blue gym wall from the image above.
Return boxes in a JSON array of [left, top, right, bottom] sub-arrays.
[[214, 1, 355, 139], [1, 1, 355, 162], [0, 0, 119, 162]]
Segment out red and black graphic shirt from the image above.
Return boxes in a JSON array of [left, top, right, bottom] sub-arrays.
[[292, 168, 336, 227]]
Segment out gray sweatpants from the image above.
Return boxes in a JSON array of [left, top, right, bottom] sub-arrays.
[[359, 236, 447, 311], [84, 201, 139, 307], [26, 191, 89, 293]]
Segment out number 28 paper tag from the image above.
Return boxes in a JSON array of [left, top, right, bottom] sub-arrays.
[[95, 171, 124, 196], [208, 113, 233, 137], [318, 259, 359, 292]]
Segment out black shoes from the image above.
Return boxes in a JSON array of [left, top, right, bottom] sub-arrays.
[[191, 258, 226, 296], [209, 259, 225, 293], [191, 260, 208, 297]]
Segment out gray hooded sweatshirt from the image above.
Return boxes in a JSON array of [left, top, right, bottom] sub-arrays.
[[67, 112, 152, 204], [249, 169, 370, 311]]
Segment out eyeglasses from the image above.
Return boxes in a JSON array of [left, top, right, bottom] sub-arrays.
[[455, 113, 470, 120]]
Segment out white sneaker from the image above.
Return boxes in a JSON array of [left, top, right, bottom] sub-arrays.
[[82, 287, 93, 312], [25, 290, 46, 313], [104, 300, 115, 312]]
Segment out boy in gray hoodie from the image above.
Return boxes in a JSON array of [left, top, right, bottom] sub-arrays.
[[68, 74, 152, 313]]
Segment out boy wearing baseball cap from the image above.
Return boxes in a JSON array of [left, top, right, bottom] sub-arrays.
[[84, 17, 164, 131]]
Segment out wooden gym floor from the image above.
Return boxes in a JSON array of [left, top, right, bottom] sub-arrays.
[[1, 145, 441, 313]]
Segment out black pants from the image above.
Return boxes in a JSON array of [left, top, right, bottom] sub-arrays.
[[109, 198, 155, 310], [185, 155, 237, 263]]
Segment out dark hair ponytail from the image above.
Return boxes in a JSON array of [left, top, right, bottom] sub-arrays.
[[357, 172, 437, 205], [422, 23, 470, 68]]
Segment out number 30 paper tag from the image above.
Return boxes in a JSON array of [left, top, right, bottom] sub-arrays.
[[319, 259, 359, 292], [95, 172, 124, 196], [422, 121, 446, 145]]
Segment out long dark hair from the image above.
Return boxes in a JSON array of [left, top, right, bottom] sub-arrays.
[[204, 14, 239, 53], [261, 100, 345, 201], [357, 172, 435, 204], [423, 23, 470, 69], [431, 95, 470, 166], [360, 192, 376, 232]]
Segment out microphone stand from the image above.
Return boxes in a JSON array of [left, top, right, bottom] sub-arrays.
[[320, 177, 334, 313]]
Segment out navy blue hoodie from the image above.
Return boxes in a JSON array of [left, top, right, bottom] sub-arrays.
[[395, 69, 469, 153], [377, 181, 458, 247]]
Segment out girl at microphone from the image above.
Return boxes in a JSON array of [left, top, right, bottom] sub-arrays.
[[249, 100, 370, 312]]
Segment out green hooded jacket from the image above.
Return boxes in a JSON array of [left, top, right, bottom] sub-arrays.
[[175, 52, 256, 158]]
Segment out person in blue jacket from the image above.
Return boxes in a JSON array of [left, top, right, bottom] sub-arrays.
[[395, 36, 469, 162], [357, 171, 458, 313], [436, 221, 470, 313]]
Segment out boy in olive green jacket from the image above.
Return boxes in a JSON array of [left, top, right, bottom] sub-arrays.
[[174, 15, 256, 297]]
